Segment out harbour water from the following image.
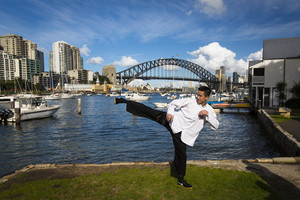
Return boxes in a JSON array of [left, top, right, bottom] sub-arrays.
[[0, 94, 280, 177]]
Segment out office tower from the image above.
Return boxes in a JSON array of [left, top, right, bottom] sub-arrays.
[[233, 72, 239, 83]]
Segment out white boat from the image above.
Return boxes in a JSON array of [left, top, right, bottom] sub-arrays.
[[106, 93, 119, 97], [61, 93, 75, 99], [8, 96, 60, 121], [127, 93, 150, 101], [153, 102, 168, 108], [44, 94, 61, 100], [167, 95, 177, 100], [0, 96, 16, 102]]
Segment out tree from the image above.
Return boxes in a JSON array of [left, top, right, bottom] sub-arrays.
[[275, 81, 287, 107], [286, 81, 300, 109], [289, 81, 300, 99]]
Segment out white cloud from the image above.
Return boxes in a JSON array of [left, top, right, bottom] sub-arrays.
[[195, 0, 226, 16], [187, 42, 247, 75], [87, 57, 104, 65], [248, 48, 263, 61], [186, 10, 193, 16], [113, 56, 139, 67], [80, 44, 91, 56]]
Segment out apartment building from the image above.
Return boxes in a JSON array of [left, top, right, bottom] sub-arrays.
[[50, 41, 83, 75], [0, 50, 18, 81], [249, 37, 300, 107], [0, 34, 44, 83]]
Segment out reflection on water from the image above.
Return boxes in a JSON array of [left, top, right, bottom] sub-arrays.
[[0, 94, 280, 177]]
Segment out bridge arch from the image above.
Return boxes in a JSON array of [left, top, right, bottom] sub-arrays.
[[116, 58, 219, 89]]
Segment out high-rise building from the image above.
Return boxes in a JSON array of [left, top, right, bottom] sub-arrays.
[[0, 34, 25, 56], [71, 46, 82, 70], [215, 66, 227, 92], [0, 34, 44, 83], [233, 72, 239, 83], [51, 41, 83, 75], [51, 41, 72, 74], [0, 50, 18, 81], [17, 58, 42, 83]]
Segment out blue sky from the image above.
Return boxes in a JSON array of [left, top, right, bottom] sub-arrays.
[[1, 0, 300, 80]]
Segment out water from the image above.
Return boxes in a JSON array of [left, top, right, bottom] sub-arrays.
[[0, 94, 280, 177]]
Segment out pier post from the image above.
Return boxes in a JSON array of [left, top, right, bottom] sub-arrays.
[[15, 101, 21, 124], [78, 98, 81, 115], [10, 98, 15, 109]]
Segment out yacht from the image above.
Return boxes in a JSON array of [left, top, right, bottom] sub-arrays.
[[127, 93, 150, 101], [8, 96, 60, 121], [153, 102, 168, 108]]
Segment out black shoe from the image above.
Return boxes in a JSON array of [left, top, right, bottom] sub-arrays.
[[178, 179, 193, 188], [178, 176, 193, 188], [114, 98, 127, 104]]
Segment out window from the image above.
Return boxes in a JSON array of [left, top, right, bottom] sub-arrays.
[[254, 68, 264, 76]]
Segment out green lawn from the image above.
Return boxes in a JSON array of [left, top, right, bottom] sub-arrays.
[[270, 114, 300, 123], [0, 165, 279, 200]]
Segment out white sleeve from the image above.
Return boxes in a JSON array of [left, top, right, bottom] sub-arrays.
[[167, 98, 192, 116], [205, 107, 219, 130]]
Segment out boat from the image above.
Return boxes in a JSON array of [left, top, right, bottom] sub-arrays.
[[61, 93, 75, 99], [211, 103, 231, 108], [44, 94, 61, 100], [106, 92, 119, 97], [8, 96, 60, 121], [127, 93, 150, 101], [0, 96, 16, 102], [153, 102, 168, 108], [167, 94, 177, 100]]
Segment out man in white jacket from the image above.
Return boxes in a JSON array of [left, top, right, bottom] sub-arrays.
[[114, 86, 219, 188]]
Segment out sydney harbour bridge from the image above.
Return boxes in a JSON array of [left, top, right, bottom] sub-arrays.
[[116, 58, 244, 90]]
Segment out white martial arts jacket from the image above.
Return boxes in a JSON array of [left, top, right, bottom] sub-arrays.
[[167, 98, 219, 147]]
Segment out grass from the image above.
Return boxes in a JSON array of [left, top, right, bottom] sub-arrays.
[[0, 165, 280, 200], [270, 114, 300, 123]]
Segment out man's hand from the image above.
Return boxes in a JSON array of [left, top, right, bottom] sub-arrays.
[[166, 113, 173, 122], [198, 110, 208, 119]]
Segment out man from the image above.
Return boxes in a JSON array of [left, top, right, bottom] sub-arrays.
[[114, 86, 219, 188]]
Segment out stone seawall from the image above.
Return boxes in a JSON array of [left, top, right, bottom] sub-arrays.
[[258, 110, 300, 156]]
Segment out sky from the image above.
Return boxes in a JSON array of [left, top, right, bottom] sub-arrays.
[[1, 0, 300, 86]]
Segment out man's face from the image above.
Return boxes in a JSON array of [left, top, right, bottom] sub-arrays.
[[196, 90, 209, 105]]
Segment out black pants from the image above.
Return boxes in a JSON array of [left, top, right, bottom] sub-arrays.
[[125, 100, 187, 176]]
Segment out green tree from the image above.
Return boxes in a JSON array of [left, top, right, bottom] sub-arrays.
[[275, 81, 287, 107], [286, 81, 300, 109], [289, 81, 300, 98]]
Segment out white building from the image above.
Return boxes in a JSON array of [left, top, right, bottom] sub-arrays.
[[50, 41, 83, 75], [249, 37, 300, 107], [51, 41, 72, 74]]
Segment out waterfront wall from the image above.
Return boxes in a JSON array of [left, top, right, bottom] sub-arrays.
[[258, 110, 300, 156]]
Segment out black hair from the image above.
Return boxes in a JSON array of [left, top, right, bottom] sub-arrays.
[[198, 86, 211, 97]]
